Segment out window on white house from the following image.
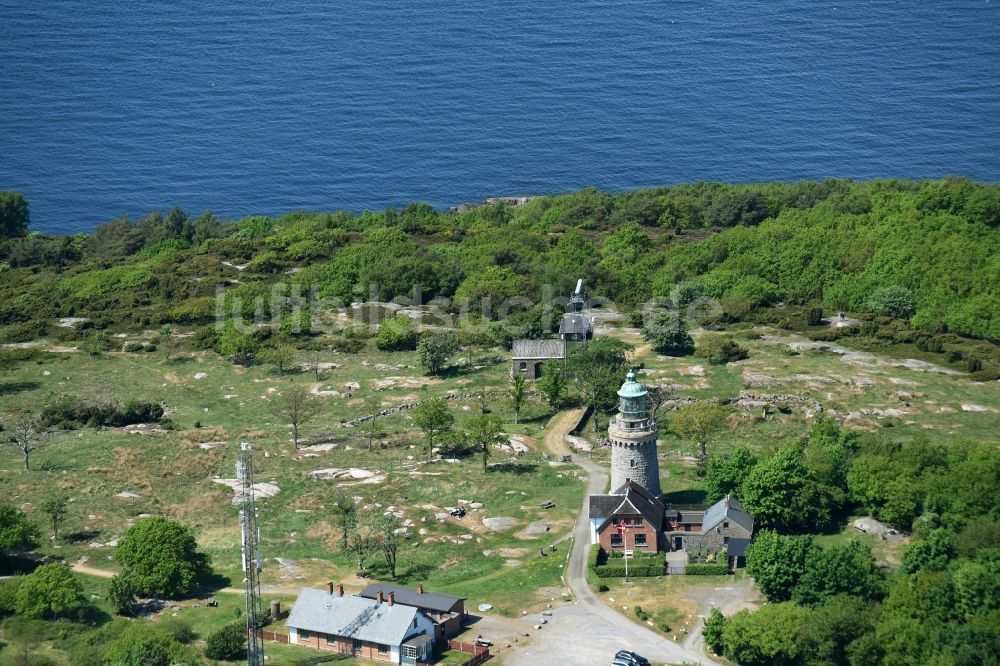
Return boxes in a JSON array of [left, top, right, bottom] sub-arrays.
[[635, 534, 647, 547], [404, 646, 418, 658], [724, 536, 730, 545], [377, 644, 389, 655], [519, 362, 527, 370], [299, 630, 311, 642], [723, 521, 729, 529], [630, 459, 636, 467], [611, 533, 623, 547]]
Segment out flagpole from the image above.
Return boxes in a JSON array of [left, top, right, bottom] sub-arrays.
[[624, 523, 629, 583]]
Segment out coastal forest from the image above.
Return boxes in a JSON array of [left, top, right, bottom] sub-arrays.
[[1, 177, 998, 347]]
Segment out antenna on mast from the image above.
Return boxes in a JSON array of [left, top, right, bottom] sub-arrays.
[[237, 442, 264, 666]]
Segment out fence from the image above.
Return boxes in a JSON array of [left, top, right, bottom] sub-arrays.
[[260, 630, 289, 643], [447, 640, 491, 666]]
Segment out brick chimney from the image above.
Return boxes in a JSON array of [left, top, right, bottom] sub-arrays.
[[376, 591, 384, 603], [416, 584, 424, 594], [387, 592, 395, 606], [336, 584, 344, 597]]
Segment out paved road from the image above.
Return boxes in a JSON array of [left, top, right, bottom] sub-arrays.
[[498, 410, 719, 666]]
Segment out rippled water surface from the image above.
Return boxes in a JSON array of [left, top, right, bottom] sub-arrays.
[[2, 1, 998, 233]]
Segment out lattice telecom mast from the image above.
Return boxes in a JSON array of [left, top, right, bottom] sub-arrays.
[[237, 442, 264, 666]]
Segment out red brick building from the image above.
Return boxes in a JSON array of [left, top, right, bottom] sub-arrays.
[[588, 479, 666, 553], [286, 584, 436, 664]]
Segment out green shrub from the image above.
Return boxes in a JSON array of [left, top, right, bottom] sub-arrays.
[[0, 321, 44, 343], [204, 621, 246, 660], [39, 397, 164, 429], [122, 341, 145, 353], [634, 606, 650, 621], [806, 307, 824, 326], [375, 316, 418, 351], [593, 562, 665, 578], [695, 335, 749, 365], [685, 562, 731, 575]]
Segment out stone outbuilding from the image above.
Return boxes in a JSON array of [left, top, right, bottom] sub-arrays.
[[666, 495, 754, 567]]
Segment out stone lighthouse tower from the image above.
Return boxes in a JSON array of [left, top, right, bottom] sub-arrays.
[[608, 370, 662, 497]]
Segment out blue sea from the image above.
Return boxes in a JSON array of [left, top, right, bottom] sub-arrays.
[[2, 1, 998, 234]]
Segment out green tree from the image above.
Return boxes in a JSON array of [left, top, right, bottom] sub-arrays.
[[793, 540, 885, 606], [703, 446, 758, 503], [258, 344, 295, 374], [566, 337, 632, 432], [695, 335, 749, 365], [39, 495, 69, 540], [204, 621, 246, 660], [799, 595, 878, 666], [330, 491, 357, 550], [158, 324, 180, 361], [274, 384, 320, 449], [375, 315, 418, 351], [413, 398, 454, 461], [703, 607, 727, 655], [468, 413, 506, 473], [721, 602, 809, 666], [537, 360, 566, 409], [742, 445, 839, 531], [0, 192, 30, 237], [102, 622, 199, 666], [641, 312, 694, 356], [510, 372, 527, 424], [218, 325, 260, 364], [901, 528, 958, 575], [417, 330, 459, 376], [14, 564, 86, 619], [745, 529, 816, 602], [0, 503, 40, 551], [113, 517, 212, 598], [952, 553, 1000, 619], [107, 573, 138, 616], [669, 402, 727, 459], [867, 285, 916, 319], [372, 513, 404, 578]]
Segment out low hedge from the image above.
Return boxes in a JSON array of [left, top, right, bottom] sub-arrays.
[[685, 562, 730, 575], [593, 561, 665, 578]]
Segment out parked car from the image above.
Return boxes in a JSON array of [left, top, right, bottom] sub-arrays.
[[614, 650, 650, 666]]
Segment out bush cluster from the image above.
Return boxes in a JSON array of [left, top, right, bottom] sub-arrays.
[[39, 397, 164, 429]]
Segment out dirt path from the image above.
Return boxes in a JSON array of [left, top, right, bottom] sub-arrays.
[[71, 561, 303, 597]]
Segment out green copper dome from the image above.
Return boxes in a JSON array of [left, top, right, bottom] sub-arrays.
[[617, 370, 647, 399]]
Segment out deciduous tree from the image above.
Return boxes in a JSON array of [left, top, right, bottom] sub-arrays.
[[40, 495, 69, 540], [468, 413, 506, 473], [7, 415, 48, 473], [414, 398, 453, 461], [669, 402, 727, 459], [641, 312, 694, 356], [275, 384, 320, 449], [417, 330, 458, 376], [113, 517, 212, 598], [14, 564, 86, 619], [0, 503, 40, 551], [510, 372, 526, 424], [0, 191, 30, 237]]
